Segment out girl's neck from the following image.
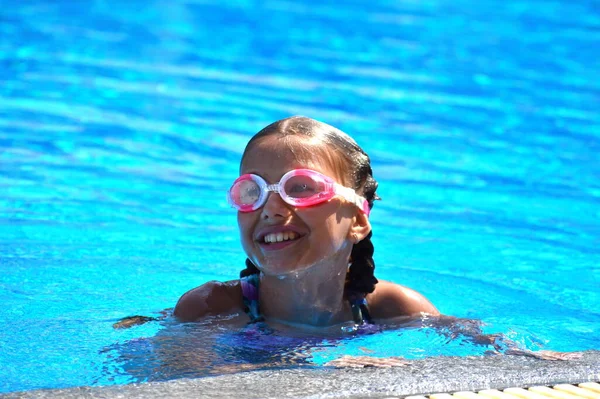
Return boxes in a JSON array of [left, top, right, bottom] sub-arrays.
[[259, 260, 351, 326]]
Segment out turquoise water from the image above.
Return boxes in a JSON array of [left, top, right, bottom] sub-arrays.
[[1, 0, 599, 393]]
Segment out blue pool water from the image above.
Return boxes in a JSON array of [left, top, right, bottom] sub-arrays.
[[1, 0, 599, 393]]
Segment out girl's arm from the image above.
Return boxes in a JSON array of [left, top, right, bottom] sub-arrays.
[[174, 280, 244, 322], [367, 280, 440, 319], [113, 280, 244, 328]]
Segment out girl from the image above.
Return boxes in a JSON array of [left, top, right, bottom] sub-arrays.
[[174, 115, 439, 327], [115, 116, 578, 367]]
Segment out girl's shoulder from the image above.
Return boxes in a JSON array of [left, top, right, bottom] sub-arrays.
[[367, 280, 440, 319], [174, 280, 244, 322]]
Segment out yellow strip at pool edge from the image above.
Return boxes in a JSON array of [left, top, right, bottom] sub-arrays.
[[407, 382, 600, 399], [554, 385, 600, 399], [579, 384, 600, 394]]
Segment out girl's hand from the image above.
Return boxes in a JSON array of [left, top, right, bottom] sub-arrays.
[[505, 349, 584, 361], [325, 355, 409, 368], [113, 315, 158, 329]]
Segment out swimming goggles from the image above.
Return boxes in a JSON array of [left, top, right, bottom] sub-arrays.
[[227, 169, 370, 215]]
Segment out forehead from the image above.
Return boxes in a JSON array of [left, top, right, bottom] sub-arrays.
[[240, 135, 349, 184]]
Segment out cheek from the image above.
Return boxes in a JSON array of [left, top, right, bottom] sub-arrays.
[[237, 213, 255, 241], [309, 207, 353, 246], [326, 217, 352, 246]]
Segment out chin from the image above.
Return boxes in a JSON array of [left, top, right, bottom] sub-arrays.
[[257, 257, 325, 278], [257, 263, 301, 277]]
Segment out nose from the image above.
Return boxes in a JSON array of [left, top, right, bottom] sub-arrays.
[[261, 191, 292, 219]]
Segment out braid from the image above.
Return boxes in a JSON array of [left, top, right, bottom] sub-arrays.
[[346, 231, 378, 297], [345, 159, 379, 324], [346, 231, 378, 325], [346, 155, 379, 296], [240, 258, 260, 278]]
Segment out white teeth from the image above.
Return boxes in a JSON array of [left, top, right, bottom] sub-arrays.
[[263, 231, 298, 243]]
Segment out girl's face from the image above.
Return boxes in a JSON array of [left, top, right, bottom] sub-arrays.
[[238, 136, 367, 277]]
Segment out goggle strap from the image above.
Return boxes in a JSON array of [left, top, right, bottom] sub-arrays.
[[335, 185, 370, 216], [265, 183, 279, 192]]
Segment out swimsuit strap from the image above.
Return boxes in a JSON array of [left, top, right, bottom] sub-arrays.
[[349, 297, 373, 325], [240, 274, 373, 325], [240, 274, 264, 323]]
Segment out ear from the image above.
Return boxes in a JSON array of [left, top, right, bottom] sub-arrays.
[[348, 212, 371, 244]]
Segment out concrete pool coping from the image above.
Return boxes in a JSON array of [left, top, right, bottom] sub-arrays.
[[4, 351, 599, 398]]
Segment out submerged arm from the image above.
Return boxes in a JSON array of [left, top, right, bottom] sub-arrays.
[[422, 315, 582, 361]]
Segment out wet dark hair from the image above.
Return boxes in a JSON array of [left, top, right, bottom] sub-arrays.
[[239, 116, 380, 321]]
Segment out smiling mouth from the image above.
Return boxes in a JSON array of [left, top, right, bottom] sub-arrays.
[[262, 231, 300, 244]]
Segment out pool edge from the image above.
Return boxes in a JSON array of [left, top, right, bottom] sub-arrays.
[[4, 350, 599, 398]]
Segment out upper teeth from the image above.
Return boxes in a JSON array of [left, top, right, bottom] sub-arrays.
[[264, 231, 298, 243]]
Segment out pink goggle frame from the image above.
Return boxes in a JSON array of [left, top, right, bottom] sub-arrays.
[[227, 169, 370, 216]]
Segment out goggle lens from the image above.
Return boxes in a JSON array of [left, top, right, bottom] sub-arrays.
[[282, 174, 325, 200], [234, 178, 261, 206]]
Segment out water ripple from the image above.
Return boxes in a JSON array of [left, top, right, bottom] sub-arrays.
[[1, 0, 599, 392]]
